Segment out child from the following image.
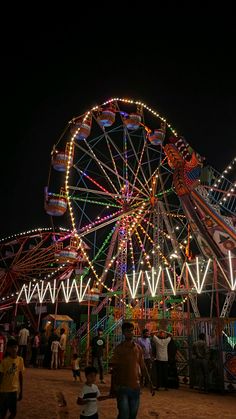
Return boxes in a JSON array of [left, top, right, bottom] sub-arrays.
[[71, 353, 82, 382], [77, 366, 110, 419], [71, 336, 79, 355], [0, 338, 24, 419], [51, 337, 61, 369]]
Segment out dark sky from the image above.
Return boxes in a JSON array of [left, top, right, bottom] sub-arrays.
[[1, 8, 236, 236]]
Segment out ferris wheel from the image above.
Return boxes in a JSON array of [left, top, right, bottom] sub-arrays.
[[45, 98, 194, 297], [43, 97, 236, 318], [0, 228, 78, 303]]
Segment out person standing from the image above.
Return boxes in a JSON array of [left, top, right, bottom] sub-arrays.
[[31, 332, 40, 367], [0, 327, 6, 364], [137, 329, 152, 386], [71, 353, 82, 382], [167, 337, 179, 389], [110, 322, 154, 419], [192, 333, 209, 392], [91, 328, 105, 384], [77, 366, 110, 419], [0, 338, 24, 419], [51, 337, 61, 369], [38, 330, 47, 368], [152, 329, 172, 390], [18, 324, 29, 365], [44, 328, 58, 368], [71, 336, 79, 355], [59, 328, 67, 368]]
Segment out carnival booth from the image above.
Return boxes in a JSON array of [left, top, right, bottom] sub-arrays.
[[42, 314, 75, 338], [42, 314, 76, 366]]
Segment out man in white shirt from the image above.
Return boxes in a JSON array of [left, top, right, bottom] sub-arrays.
[[152, 329, 172, 390], [59, 328, 67, 367], [18, 325, 30, 364]]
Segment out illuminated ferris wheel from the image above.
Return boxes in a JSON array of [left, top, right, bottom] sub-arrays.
[[0, 228, 83, 301], [45, 98, 193, 300]]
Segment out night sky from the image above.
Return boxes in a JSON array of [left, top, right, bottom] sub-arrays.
[[1, 9, 235, 236]]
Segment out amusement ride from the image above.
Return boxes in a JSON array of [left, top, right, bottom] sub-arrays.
[[1, 98, 236, 388], [41, 98, 236, 318]]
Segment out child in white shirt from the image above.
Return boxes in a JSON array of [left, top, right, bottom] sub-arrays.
[[77, 366, 110, 419]]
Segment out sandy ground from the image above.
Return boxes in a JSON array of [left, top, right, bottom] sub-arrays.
[[16, 368, 236, 419]]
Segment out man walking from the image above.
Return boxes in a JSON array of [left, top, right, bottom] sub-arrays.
[[91, 327, 106, 384], [110, 322, 154, 419]]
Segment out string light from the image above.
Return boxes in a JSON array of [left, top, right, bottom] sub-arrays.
[[208, 156, 236, 209]]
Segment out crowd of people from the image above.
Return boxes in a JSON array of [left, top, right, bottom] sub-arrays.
[[0, 321, 217, 419]]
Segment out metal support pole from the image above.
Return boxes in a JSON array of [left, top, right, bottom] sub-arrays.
[[86, 287, 91, 366], [37, 303, 42, 331]]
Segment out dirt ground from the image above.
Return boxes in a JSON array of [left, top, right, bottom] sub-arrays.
[[17, 368, 235, 419]]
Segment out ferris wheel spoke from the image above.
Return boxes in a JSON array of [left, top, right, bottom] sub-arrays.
[[68, 185, 144, 203], [83, 138, 121, 195], [14, 235, 50, 265], [74, 143, 119, 195], [83, 226, 116, 269], [74, 164, 119, 196], [144, 131, 153, 181], [78, 209, 123, 236], [104, 130, 150, 198], [78, 207, 139, 238], [10, 239, 27, 266], [75, 203, 122, 237], [74, 142, 119, 196], [73, 196, 101, 230], [96, 226, 119, 286], [72, 157, 146, 200], [104, 133, 122, 191], [16, 245, 55, 264], [125, 127, 151, 193], [129, 140, 150, 199]]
